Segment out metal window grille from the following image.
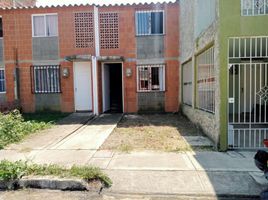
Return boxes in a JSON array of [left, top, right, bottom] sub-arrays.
[[228, 37, 268, 149], [135, 10, 164, 36], [196, 47, 215, 113], [31, 65, 61, 94], [182, 61, 193, 106], [0, 69, 5, 93], [99, 12, 119, 49], [241, 0, 268, 16], [74, 12, 94, 48], [137, 64, 165, 92]]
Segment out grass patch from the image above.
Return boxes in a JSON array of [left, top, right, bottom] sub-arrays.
[[0, 160, 112, 187], [0, 110, 69, 149], [22, 112, 69, 124], [101, 114, 206, 152]]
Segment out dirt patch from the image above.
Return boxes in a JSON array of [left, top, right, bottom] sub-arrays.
[[101, 114, 206, 152]]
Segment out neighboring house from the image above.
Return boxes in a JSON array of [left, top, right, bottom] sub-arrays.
[[0, 0, 36, 8], [0, 2, 179, 114], [180, 0, 268, 150]]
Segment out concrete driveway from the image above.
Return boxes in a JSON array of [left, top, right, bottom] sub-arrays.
[[0, 113, 122, 167]]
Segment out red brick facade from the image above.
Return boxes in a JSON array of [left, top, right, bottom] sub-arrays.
[[0, 2, 180, 114]]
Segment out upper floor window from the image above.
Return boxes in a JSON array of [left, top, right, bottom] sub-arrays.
[[135, 10, 164, 36], [0, 68, 5, 93], [32, 14, 58, 37], [241, 0, 268, 16]]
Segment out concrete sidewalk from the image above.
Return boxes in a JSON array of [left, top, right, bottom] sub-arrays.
[[0, 113, 122, 167], [87, 150, 266, 198]]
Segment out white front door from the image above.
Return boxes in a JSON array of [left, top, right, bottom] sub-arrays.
[[74, 62, 92, 111]]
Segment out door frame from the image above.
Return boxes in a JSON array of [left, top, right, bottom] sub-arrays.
[[101, 62, 124, 113], [73, 61, 93, 112]]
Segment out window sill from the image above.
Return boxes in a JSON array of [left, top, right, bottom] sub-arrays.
[[137, 90, 165, 93], [32, 35, 58, 38], [136, 34, 165, 37]]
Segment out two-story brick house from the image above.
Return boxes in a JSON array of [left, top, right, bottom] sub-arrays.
[[180, 0, 268, 150], [0, 2, 179, 114]]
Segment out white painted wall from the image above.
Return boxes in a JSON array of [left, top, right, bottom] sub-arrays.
[[194, 0, 216, 38]]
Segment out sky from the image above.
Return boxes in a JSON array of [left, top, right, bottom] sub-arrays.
[[36, 0, 175, 6]]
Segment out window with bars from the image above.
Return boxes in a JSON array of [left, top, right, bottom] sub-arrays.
[[241, 0, 268, 16], [99, 12, 119, 49], [32, 14, 58, 37], [31, 65, 61, 94], [74, 12, 94, 48], [196, 47, 215, 113], [137, 64, 165, 92], [0, 69, 5, 93], [182, 61, 193, 106], [136, 10, 164, 36]]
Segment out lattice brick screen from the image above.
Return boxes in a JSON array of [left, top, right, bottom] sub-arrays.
[[74, 12, 94, 48], [99, 12, 119, 49]]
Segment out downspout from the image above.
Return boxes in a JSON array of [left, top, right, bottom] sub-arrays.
[[92, 5, 100, 115]]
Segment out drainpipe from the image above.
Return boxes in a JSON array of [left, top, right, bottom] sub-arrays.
[[92, 5, 100, 115]]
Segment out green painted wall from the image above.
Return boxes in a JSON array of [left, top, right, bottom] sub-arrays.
[[219, 0, 268, 150]]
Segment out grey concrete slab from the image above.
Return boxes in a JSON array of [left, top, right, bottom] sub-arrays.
[[88, 158, 111, 169], [6, 114, 92, 151], [199, 171, 264, 196], [0, 150, 29, 162], [186, 151, 258, 172], [250, 172, 268, 186], [105, 170, 207, 195], [93, 150, 114, 158], [30, 150, 95, 167], [105, 170, 263, 196], [183, 136, 213, 147], [54, 114, 122, 150], [107, 151, 195, 171]]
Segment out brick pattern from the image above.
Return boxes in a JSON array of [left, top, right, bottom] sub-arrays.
[[74, 12, 94, 48], [99, 12, 119, 49]]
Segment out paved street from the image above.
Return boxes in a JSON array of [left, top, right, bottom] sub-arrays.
[[0, 189, 261, 200]]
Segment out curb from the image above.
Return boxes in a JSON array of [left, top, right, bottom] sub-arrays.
[[0, 176, 103, 192], [103, 192, 260, 200]]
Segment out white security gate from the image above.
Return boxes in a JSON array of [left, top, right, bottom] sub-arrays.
[[228, 36, 268, 149]]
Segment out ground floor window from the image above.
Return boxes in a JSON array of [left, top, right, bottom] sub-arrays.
[[0, 69, 5, 93], [196, 46, 215, 113], [31, 65, 61, 94], [182, 61, 193, 106], [137, 64, 165, 92]]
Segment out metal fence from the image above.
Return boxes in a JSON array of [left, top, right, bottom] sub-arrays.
[[228, 37, 268, 149], [182, 60, 193, 106], [241, 0, 268, 16]]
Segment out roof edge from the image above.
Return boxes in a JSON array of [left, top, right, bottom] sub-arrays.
[[0, 1, 178, 11]]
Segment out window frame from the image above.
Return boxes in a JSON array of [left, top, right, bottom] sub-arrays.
[[136, 64, 165, 92], [135, 10, 165, 36], [31, 13, 58, 37], [0, 16, 3, 38], [241, 0, 268, 16], [0, 68, 6, 94], [31, 65, 61, 94]]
